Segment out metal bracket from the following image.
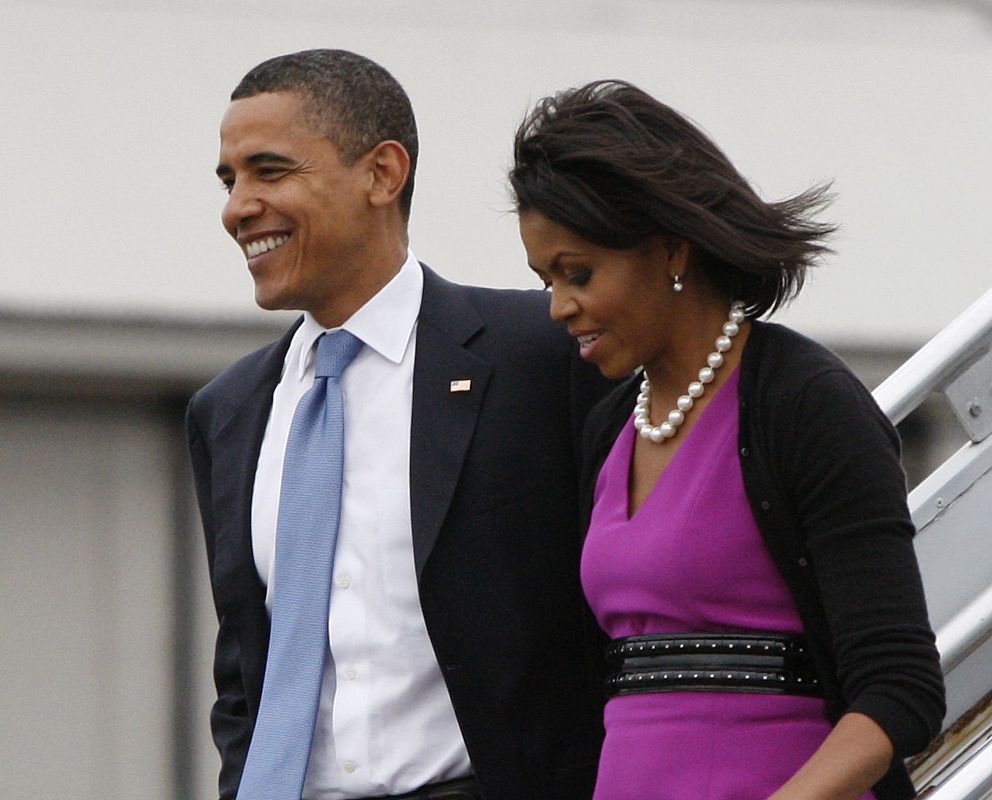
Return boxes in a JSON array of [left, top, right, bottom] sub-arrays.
[[943, 344, 992, 443]]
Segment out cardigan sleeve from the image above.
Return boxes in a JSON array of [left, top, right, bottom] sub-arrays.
[[781, 367, 945, 757]]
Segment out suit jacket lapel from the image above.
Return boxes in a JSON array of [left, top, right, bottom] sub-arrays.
[[208, 274, 489, 588], [410, 268, 491, 578], [209, 321, 300, 610]]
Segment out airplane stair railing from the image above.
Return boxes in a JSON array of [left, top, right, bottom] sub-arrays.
[[872, 286, 992, 799]]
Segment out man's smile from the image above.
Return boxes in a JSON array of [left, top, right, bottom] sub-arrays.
[[244, 234, 290, 259]]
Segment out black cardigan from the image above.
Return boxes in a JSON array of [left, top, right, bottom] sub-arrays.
[[579, 321, 945, 800]]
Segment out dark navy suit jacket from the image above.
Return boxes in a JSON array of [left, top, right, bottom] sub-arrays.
[[186, 266, 611, 800]]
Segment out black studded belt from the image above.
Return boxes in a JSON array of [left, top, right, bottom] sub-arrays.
[[605, 632, 823, 697]]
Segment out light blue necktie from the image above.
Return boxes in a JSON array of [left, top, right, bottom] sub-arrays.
[[238, 329, 363, 800]]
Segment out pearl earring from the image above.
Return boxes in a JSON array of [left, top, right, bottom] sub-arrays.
[[672, 275, 684, 293]]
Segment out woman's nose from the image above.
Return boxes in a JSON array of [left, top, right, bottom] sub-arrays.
[[549, 289, 578, 323]]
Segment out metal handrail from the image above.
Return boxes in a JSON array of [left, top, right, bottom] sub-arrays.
[[938, 583, 992, 673], [873, 287, 992, 426], [926, 741, 992, 800], [873, 288, 992, 798]]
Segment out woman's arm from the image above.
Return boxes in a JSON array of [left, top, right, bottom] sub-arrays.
[[751, 358, 944, 797], [782, 367, 944, 756], [769, 712, 893, 800]]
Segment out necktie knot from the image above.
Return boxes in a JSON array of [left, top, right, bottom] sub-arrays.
[[315, 330, 363, 379]]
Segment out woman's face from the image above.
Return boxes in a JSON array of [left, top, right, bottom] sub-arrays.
[[519, 210, 681, 380]]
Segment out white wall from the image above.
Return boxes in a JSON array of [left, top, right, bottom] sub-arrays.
[[2, 0, 989, 345]]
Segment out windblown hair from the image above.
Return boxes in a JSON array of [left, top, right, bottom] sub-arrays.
[[509, 81, 836, 316], [232, 48, 419, 219]]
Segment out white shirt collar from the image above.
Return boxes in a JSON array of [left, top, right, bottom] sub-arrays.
[[293, 249, 423, 380]]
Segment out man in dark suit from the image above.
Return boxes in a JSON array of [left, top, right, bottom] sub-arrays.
[[187, 49, 610, 800]]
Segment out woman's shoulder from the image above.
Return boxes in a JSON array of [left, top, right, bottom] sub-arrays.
[[743, 320, 897, 454], [743, 321, 873, 406], [746, 320, 851, 380]]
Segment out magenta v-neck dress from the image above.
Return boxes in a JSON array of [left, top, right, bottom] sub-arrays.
[[581, 369, 875, 799]]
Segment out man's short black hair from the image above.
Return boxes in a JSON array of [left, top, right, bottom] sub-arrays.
[[233, 49, 419, 219]]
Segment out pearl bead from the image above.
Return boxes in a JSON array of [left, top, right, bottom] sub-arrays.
[[632, 300, 743, 445]]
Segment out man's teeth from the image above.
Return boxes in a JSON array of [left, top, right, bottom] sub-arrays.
[[577, 333, 601, 346], [246, 235, 289, 258]]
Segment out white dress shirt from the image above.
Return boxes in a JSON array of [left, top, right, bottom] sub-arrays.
[[251, 251, 472, 799]]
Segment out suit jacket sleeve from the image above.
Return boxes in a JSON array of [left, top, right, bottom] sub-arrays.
[[186, 396, 252, 799]]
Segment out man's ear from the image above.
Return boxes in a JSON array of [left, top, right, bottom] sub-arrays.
[[367, 140, 411, 210]]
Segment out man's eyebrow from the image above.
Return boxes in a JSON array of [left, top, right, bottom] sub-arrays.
[[215, 151, 298, 178]]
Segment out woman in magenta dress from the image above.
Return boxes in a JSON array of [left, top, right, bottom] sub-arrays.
[[509, 81, 944, 800]]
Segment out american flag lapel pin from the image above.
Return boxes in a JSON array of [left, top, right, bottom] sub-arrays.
[[449, 379, 472, 393]]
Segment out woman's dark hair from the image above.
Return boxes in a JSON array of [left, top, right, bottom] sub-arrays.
[[509, 80, 836, 317]]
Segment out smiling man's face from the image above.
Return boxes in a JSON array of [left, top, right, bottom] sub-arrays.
[[216, 91, 377, 327]]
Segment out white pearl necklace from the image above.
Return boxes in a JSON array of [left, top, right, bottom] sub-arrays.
[[634, 300, 746, 443]]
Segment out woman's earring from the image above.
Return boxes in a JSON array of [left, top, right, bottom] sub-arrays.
[[672, 274, 684, 293]]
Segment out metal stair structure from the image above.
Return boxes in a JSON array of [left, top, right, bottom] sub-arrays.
[[872, 288, 992, 799]]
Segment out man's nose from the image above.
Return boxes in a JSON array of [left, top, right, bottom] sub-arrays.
[[221, 181, 264, 235]]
